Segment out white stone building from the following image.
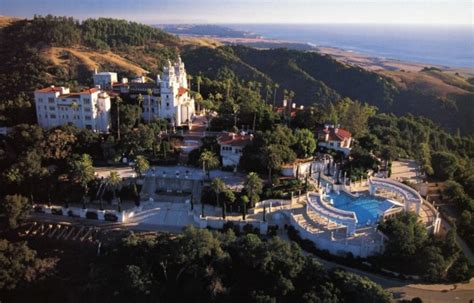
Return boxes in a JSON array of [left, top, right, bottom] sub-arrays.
[[218, 132, 253, 167], [93, 71, 118, 90], [34, 86, 111, 133], [141, 57, 195, 126], [318, 126, 353, 156]]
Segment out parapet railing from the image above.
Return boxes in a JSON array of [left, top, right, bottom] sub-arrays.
[[306, 192, 358, 226], [369, 177, 421, 202]]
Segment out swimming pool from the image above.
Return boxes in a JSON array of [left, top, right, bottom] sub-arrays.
[[325, 191, 395, 227]]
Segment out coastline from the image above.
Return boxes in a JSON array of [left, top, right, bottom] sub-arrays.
[[186, 34, 474, 78]]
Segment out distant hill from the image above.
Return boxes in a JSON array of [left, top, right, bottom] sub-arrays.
[[158, 24, 260, 39], [182, 45, 473, 134], [0, 15, 472, 134]]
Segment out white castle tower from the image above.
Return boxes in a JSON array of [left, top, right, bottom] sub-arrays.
[[146, 56, 194, 126]]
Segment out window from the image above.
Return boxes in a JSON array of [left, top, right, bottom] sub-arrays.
[[38, 98, 43, 103], [83, 98, 90, 104], [166, 102, 170, 108], [85, 124, 92, 130], [85, 116, 91, 120], [49, 106, 56, 111], [50, 114, 56, 119], [48, 97, 54, 103], [84, 107, 91, 112]]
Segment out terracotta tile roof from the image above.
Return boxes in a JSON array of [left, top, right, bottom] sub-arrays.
[[178, 87, 188, 97], [80, 88, 100, 94], [218, 132, 253, 147], [112, 83, 128, 87], [35, 86, 62, 93], [275, 106, 300, 118], [61, 93, 81, 99], [323, 127, 352, 141]]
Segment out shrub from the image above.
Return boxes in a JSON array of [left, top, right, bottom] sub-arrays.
[[243, 223, 258, 235], [267, 225, 279, 237], [221, 165, 235, 172], [86, 211, 98, 220], [33, 206, 44, 213], [222, 221, 240, 235], [104, 213, 118, 222], [51, 208, 63, 215]]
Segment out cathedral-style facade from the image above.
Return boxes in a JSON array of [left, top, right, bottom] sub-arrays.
[[155, 57, 195, 127], [109, 56, 195, 127]]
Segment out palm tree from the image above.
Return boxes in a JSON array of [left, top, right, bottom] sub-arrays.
[[263, 204, 266, 222], [137, 94, 144, 108], [195, 92, 203, 114], [231, 102, 239, 129], [69, 154, 95, 209], [187, 74, 193, 90], [146, 88, 153, 122], [226, 79, 231, 101], [134, 155, 150, 178], [265, 84, 272, 104], [199, 150, 220, 179], [241, 195, 249, 220], [115, 96, 123, 140], [107, 171, 122, 211], [256, 82, 262, 99], [196, 74, 202, 94], [215, 92, 223, 103], [211, 177, 225, 208], [273, 83, 279, 107], [244, 172, 263, 208]]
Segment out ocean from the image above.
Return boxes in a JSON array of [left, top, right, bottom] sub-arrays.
[[227, 24, 474, 68]]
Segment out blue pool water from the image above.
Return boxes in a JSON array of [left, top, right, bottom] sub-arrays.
[[326, 192, 395, 226]]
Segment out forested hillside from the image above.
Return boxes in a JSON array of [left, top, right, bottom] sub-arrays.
[[182, 45, 474, 135], [0, 15, 473, 134]]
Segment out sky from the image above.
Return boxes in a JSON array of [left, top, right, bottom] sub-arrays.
[[0, 0, 473, 25]]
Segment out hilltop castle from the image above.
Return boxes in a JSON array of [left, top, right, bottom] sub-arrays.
[[110, 56, 195, 127], [34, 57, 196, 133]]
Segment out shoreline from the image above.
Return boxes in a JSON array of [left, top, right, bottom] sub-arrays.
[[181, 34, 474, 77]]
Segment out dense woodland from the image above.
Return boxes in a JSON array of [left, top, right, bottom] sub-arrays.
[[1, 227, 393, 303], [0, 15, 473, 300]]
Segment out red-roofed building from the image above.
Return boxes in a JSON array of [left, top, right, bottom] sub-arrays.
[[34, 85, 111, 133], [218, 132, 253, 167], [318, 125, 353, 155], [275, 104, 303, 118]]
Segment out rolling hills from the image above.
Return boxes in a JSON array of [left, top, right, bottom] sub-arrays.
[[0, 15, 473, 135]]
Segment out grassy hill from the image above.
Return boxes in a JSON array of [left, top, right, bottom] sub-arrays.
[[0, 15, 473, 135], [183, 45, 473, 134]]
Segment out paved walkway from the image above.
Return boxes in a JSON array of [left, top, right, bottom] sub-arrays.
[[390, 159, 424, 183]]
